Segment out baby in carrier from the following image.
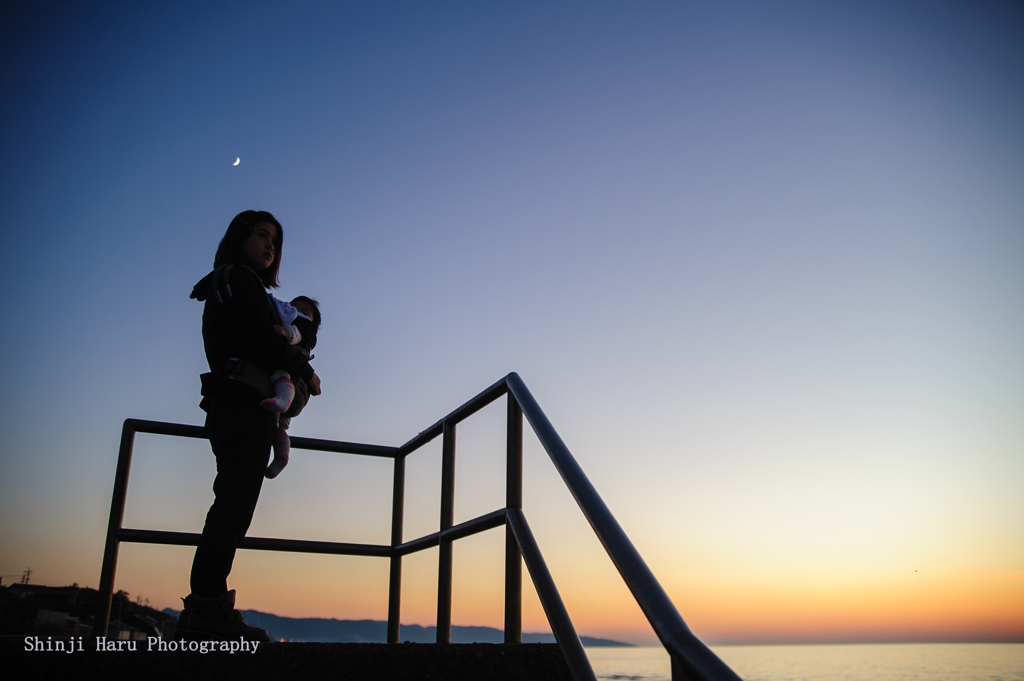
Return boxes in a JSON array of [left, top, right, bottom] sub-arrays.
[[262, 295, 321, 479]]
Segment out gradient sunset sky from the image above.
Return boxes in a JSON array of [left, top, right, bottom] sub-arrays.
[[1, 1, 1022, 646]]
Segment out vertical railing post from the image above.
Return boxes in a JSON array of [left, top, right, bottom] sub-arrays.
[[387, 454, 406, 643], [97, 420, 138, 637], [436, 420, 456, 643], [504, 393, 523, 643]]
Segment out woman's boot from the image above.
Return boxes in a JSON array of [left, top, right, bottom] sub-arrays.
[[175, 590, 270, 642]]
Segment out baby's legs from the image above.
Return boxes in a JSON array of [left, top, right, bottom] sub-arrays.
[[261, 371, 295, 413], [265, 416, 291, 479]]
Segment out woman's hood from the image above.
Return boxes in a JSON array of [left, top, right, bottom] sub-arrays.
[[190, 271, 215, 301]]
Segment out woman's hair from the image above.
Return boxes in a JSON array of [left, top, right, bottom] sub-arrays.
[[291, 296, 322, 329], [213, 210, 284, 288]]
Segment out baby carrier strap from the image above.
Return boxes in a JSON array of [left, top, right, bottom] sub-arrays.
[[197, 263, 277, 410], [214, 263, 280, 323], [189, 263, 236, 303], [199, 358, 274, 411], [209, 263, 235, 305], [219, 358, 274, 398]]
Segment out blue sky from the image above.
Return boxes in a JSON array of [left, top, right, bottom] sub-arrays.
[[1, 1, 1022, 643]]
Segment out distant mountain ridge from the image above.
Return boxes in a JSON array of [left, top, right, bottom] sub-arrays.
[[163, 608, 631, 647]]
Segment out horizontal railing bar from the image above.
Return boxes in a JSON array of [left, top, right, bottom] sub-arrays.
[[289, 436, 398, 458], [119, 510, 506, 560], [124, 419, 206, 439], [394, 508, 507, 556], [122, 418, 397, 458], [506, 373, 741, 681], [240, 536, 390, 557], [116, 528, 202, 546], [395, 531, 438, 555], [396, 376, 509, 456], [117, 528, 391, 557], [506, 507, 596, 681]]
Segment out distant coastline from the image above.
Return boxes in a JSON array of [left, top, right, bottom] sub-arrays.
[[164, 608, 632, 647]]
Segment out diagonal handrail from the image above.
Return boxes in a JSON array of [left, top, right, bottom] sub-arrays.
[[505, 373, 741, 681], [506, 507, 596, 681]]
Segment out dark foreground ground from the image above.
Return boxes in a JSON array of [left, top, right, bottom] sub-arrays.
[[2, 637, 574, 681]]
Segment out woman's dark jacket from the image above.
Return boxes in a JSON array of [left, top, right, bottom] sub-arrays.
[[190, 264, 313, 407]]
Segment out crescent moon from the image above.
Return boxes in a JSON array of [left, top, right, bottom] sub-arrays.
[[233, 157, 241, 166]]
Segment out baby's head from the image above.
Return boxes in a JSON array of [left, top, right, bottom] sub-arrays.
[[290, 296, 321, 330]]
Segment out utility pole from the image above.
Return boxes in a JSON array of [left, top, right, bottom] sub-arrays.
[[20, 568, 31, 585]]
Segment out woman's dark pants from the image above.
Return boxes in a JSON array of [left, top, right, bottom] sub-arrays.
[[190, 395, 275, 598]]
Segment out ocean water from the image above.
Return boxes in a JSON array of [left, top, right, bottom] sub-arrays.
[[584, 644, 1024, 681]]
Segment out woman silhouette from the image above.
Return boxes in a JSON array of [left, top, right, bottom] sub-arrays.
[[178, 210, 321, 641]]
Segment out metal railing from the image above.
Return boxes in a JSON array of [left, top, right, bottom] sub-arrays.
[[98, 372, 741, 681]]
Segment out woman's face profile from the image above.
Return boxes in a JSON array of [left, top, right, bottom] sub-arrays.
[[242, 222, 277, 271]]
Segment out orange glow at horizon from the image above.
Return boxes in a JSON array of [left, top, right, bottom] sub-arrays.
[[71, 534, 1024, 646]]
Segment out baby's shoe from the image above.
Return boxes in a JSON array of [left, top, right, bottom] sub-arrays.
[[265, 428, 290, 479]]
